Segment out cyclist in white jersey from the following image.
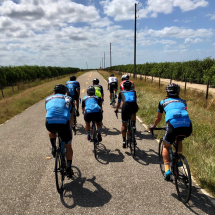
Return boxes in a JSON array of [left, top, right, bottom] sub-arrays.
[[108, 74, 118, 105]]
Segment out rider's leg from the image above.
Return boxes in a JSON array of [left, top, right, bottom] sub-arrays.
[[122, 122, 127, 148], [48, 132, 57, 156], [85, 122, 91, 140], [70, 113, 74, 128], [75, 99, 79, 116], [65, 142, 73, 161], [131, 113, 136, 127], [162, 140, 171, 173]]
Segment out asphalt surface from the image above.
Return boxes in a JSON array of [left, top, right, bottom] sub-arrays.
[[0, 71, 214, 215]]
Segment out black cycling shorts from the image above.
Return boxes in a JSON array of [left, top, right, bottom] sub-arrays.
[[45, 120, 73, 144], [84, 112, 103, 123], [110, 82, 118, 93], [121, 102, 139, 123], [164, 122, 192, 144], [69, 91, 79, 101]]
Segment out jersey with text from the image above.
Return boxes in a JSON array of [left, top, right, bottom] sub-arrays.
[[45, 94, 73, 124], [158, 98, 191, 128], [82, 95, 101, 113], [108, 77, 118, 84], [66, 81, 80, 97], [118, 90, 137, 103]]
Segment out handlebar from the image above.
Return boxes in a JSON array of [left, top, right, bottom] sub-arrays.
[[150, 126, 166, 138]]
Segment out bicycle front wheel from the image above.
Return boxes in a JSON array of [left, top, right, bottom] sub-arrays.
[[92, 124, 97, 158], [174, 154, 192, 203], [55, 150, 65, 194], [158, 138, 165, 177]]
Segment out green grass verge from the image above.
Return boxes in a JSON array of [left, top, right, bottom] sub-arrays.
[[99, 70, 215, 197], [0, 71, 85, 125]]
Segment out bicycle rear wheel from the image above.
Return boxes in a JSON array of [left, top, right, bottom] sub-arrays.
[[174, 154, 192, 203], [158, 138, 165, 177], [92, 123, 97, 158], [55, 149, 65, 194], [130, 128, 136, 157]]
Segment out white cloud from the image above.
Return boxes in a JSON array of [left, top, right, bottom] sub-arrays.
[[100, 0, 209, 21], [206, 13, 215, 20], [184, 38, 203, 43], [146, 26, 214, 38], [173, 19, 179, 22]]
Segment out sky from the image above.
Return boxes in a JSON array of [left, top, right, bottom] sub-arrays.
[[0, 0, 214, 69]]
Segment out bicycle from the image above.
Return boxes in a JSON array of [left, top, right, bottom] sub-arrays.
[[54, 134, 67, 194], [115, 111, 136, 157], [90, 119, 99, 158], [72, 98, 81, 135], [108, 88, 117, 107], [151, 127, 192, 203]]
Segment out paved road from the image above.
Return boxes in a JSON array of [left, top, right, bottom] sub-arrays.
[[0, 71, 214, 215]]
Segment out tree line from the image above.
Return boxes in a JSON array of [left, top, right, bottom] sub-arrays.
[[0, 65, 79, 97], [107, 57, 215, 86]]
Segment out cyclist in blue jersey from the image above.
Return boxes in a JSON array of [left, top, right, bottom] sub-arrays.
[[66, 76, 80, 118], [150, 83, 192, 181], [115, 81, 139, 148], [82, 86, 103, 142], [45, 84, 74, 177]]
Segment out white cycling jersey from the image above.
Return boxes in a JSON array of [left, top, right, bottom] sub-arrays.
[[108, 77, 117, 83]]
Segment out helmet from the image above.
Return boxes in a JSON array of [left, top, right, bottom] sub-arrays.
[[110, 74, 114, 77], [125, 75, 129, 80], [121, 75, 126, 81], [70, 76, 76, 81], [166, 83, 180, 96], [54, 84, 67, 94], [123, 80, 132, 90], [93, 78, 99, 85], [87, 86, 95, 95]]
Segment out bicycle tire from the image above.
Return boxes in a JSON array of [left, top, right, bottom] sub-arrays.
[[130, 128, 136, 157], [158, 138, 165, 177], [55, 149, 64, 194], [92, 123, 97, 158], [174, 154, 192, 203]]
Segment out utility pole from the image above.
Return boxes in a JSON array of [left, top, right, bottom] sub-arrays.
[[133, 3, 137, 78], [102, 57, 103, 69], [86, 61, 88, 70], [104, 52, 105, 69], [100, 61, 101, 69], [110, 43, 112, 68]]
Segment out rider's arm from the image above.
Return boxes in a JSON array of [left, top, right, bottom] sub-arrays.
[[116, 92, 122, 111], [153, 112, 163, 128], [82, 98, 85, 113], [77, 83, 80, 96], [153, 101, 164, 127]]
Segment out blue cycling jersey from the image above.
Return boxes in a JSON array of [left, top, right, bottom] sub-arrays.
[[45, 94, 73, 124], [118, 90, 137, 103], [158, 98, 190, 128], [66, 81, 80, 97], [82, 95, 101, 113]]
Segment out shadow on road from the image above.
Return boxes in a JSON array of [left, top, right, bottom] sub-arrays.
[[60, 174, 112, 209], [75, 124, 86, 135], [171, 185, 215, 214], [102, 125, 121, 136], [95, 143, 125, 164]]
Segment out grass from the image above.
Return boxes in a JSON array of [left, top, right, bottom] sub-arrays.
[[99, 70, 215, 197], [0, 72, 85, 125]]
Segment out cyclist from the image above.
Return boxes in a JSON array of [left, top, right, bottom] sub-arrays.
[[45, 84, 74, 177], [82, 86, 103, 142], [150, 83, 192, 181], [120, 75, 135, 91], [66, 75, 80, 118], [115, 80, 139, 148], [92, 78, 104, 109], [108, 74, 118, 105]]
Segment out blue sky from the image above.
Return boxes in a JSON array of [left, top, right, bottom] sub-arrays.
[[0, 0, 214, 69]]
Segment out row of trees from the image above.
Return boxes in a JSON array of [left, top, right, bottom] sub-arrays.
[[107, 57, 215, 86], [0, 65, 80, 89]]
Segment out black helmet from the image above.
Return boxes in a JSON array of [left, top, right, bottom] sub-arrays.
[[54, 84, 67, 94], [93, 78, 99, 85], [123, 80, 132, 90], [166, 83, 180, 96], [110, 74, 114, 77], [125, 75, 129, 80], [70, 76, 76, 81], [87, 86, 95, 95]]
